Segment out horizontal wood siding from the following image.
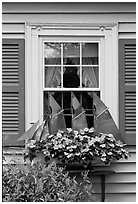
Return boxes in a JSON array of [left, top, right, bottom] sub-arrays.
[[2, 2, 136, 13], [2, 2, 136, 202]]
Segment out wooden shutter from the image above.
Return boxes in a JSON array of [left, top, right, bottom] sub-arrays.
[[119, 39, 136, 145], [2, 39, 25, 146]]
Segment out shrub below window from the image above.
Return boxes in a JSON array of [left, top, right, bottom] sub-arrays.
[[2, 159, 95, 202]]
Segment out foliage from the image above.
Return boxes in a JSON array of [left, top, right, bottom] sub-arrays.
[[24, 128, 129, 167], [2, 159, 95, 202]]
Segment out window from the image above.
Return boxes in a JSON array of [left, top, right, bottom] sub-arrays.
[[25, 23, 118, 132], [43, 42, 100, 130]]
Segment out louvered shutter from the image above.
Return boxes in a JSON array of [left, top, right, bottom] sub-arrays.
[[119, 39, 136, 145], [2, 39, 25, 146]]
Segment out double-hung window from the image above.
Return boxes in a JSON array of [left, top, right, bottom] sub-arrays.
[[25, 24, 118, 135], [43, 42, 100, 129]]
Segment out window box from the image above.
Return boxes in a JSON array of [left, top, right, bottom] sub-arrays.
[[24, 128, 129, 169]]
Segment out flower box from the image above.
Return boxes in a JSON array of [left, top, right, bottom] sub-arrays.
[[24, 128, 129, 169]]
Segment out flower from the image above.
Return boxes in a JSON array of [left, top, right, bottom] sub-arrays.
[[95, 137, 101, 142], [108, 152, 113, 155], [89, 127, 94, 133], [67, 128, 72, 133], [100, 144, 106, 148], [24, 128, 129, 167], [26, 140, 36, 148], [84, 128, 89, 132], [101, 157, 106, 162]]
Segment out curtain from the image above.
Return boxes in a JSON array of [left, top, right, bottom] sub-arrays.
[[45, 58, 61, 88], [82, 57, 98, 88]]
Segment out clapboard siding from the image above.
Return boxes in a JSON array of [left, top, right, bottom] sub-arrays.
[[106, 183, 136, 193], [2, 13, 136, 23], [2, 2, 136, 14], [106, 173, 136, 183], [2, 23, 25, 34], [106, 193, 136, 202]]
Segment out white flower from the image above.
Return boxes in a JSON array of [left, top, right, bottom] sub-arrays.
[[100, 134, 105, 141], [48, 134, 54, 139], [71, 145, 77, 149], [80, 130, 85, 135], [108, 152, 113, 155], [109, 143, 115, 148], [89, 127, 95, 133], [102, 152, 106, 157], [26, 140, 36, 148], [67, 154, 73, 158], [100, 144, 106, 148], [88, 139, 95, 146], [101, 157, 106, 162], [74, 130, 79, 136], [84, 128, 89, 132], [54, 145, 59, 150], [75, 152, 80, 156], [67, 128, 72, 133], [95, 137, 101, 142], [57, 132, 62, 138], [78, 135, 83, 141]]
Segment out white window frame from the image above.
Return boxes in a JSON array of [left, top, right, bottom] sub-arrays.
[[42, 40, 101, 91], [25, 23, 118, 130]]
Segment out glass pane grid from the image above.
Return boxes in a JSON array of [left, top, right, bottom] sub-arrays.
[[43, 91, 98, 128], [44, 42, 99, 89]]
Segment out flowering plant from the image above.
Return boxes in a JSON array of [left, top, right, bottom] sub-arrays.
[[24, 128, 129, 168]]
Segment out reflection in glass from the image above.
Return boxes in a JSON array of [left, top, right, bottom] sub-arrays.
[[45, 66, 61, 88], [43, 91, 96, 129], [63, 43, 80, 65], [64, 116, 72, 128], [63, 67, 80, 88], [63, 92, 71, 114], [82, 43, 98, 65], [82, 92, 93, 114], [44, 43, 61, 65], [82, 66, 99, 88]]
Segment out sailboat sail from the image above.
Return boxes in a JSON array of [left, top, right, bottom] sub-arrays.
[[18, 91, 125, 143], [92, 92, 125, 143], [17, 120, 39, 141], [49, 94, 66, 134]]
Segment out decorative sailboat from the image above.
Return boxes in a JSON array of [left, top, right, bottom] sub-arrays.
[[18, 92, 125, 143]]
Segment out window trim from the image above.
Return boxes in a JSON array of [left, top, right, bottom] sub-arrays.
[[25, 23, 118, 132]]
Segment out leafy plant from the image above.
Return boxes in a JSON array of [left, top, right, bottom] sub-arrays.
[[2, 159, 95, 202], [24, 128, 129, 167]]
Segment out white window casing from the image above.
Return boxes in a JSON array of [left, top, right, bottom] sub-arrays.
[[25, 23, 118, 130]]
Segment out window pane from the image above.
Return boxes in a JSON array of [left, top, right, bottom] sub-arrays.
[[63, 92, 71, 114], [82, 66, 99, 88], [86, 116, 94, 129], [45, 66, 61, 88], [63, 43, 80, 65], [82, 92, 93, 114], [44, 91, 97, 130], [82, 43, 98, 65], [63, 67, 80, 88], [64, 116, 72, 128], [43, 92, 62, 119], [44, 43, 61, 65]]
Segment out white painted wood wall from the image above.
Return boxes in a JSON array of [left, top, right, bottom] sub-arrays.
[[2, 2, 136, 202]]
